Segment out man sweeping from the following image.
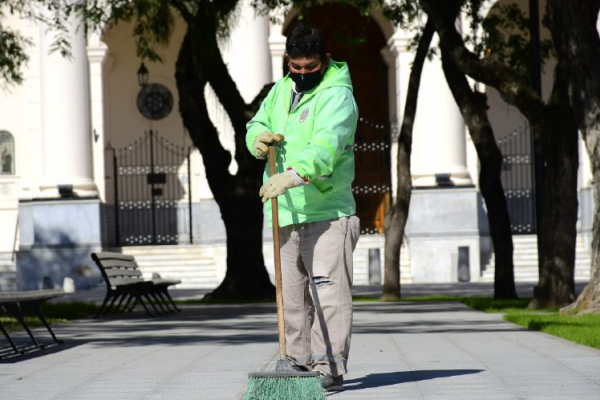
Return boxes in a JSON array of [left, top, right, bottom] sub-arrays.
[[246, 23, 360, 393]]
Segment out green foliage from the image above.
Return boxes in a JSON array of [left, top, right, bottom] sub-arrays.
[[475, 2, 555, 76], [0, 24, 30, 86], [0, 0, 33, 86], [1, 0, 557, 88], [382, 0, 423, 29], [0, 0, 244, 85]]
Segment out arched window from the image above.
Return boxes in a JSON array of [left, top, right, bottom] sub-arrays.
[[0, 130, 15, 175]]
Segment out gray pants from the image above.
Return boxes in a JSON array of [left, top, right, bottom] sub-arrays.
[[279, 215, 360, 377]]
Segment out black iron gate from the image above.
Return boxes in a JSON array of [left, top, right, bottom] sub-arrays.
[[105, 130, 193, 246], [352, 118, 392, 234], [497, 122, 537, 234]]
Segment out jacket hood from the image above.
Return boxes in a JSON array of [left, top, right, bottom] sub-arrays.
[[286, 59, 353, 93]]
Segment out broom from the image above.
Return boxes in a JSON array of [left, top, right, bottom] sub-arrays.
[[244, 145, 325, 400]]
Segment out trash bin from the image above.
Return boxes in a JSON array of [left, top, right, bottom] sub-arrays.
[[368, 248, 381, 285], [457, 246, 470, 282]]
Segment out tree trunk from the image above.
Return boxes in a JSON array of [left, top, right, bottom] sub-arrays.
[[546, 0, 600, 313], [174, 17, 274, 299], [441, 50, 517, 299], [421, 0, 578, 308], [528, 63, 579, 308], [383, 21, 434, 300]]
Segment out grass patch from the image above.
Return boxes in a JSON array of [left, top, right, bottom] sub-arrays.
[[352, 294, 532, 312], [458, 297, 534, 312], [353, 294, 600, 351], [1, 302, 100, 333], [175, 297, 274, 305], [352, 295, 385, 302], [504, 312, 600, 350]]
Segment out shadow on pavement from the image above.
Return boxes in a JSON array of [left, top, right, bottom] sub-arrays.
[[344, 369, 484, 391], [0, 341, 80, 363], [0, 300, 525, 362]]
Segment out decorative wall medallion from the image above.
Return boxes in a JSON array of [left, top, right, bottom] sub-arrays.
[[137, 83, 174, 120]]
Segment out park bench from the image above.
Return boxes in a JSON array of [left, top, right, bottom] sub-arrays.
[[0, 288, 65, 354], [91, 252, 181, 317]]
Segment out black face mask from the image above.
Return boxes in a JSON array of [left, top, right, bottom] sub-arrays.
[[289, 70, 323, 92]]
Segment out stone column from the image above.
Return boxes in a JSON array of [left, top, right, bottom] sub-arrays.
[[411, 34, 472, 187], [268, 22, 287, 82], [87, 32, 111, 202], [387, 32, 412, 202], [223, 0, 272, 102], [39, 16, 97, 198], [18, 17, 102, 292]]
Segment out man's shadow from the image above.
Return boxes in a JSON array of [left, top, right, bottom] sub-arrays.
[[343, 369, 484, 391]]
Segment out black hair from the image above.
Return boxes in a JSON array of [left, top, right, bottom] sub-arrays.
[[286, 23, 326, 61]]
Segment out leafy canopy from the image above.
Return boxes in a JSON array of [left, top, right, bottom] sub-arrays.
[[1, 0, 553, 90]]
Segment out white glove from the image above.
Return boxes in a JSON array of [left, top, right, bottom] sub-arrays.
[[259, 169, 308, 203], [253, 132, 284, 158]]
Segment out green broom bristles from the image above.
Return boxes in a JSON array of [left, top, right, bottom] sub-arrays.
[[244, 375, 325, 400]]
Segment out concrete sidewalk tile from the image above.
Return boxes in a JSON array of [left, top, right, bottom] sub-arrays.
[[523, 396, 600, 400], [2, 286, 599, 400]]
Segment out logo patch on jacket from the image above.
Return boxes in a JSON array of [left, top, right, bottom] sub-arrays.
[[299, 107, 310, 123]]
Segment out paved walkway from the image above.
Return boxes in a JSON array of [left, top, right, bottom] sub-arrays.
[[1, 283, 599, 399]]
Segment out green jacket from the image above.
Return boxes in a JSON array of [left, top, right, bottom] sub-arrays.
[[246, 60, 358, 227]]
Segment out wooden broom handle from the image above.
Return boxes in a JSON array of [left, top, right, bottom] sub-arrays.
[[269, 145, 286, 361]]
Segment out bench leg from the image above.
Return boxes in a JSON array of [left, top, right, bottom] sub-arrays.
[[96, 292, 114, 317], [22, 301, 63, 344], [160, 288, 181, 312], [149, 291, 169, 314], [135, 293, 155, 317], [3, 303, 41, 349], [142, 292, 162, 316], [109, 293, 125, 314], [124, 293, 138, 313], [112, 292, 130, 314], [0, 314, 20, 354], [153, 290, 174, 313]]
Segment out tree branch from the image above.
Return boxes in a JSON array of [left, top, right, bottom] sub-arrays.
[[176, 29, 233, 187], [420, 0, 546, 123], [246, 82, 275, 118], [189, 6, 263, 176], [171, 0, 193, 22]]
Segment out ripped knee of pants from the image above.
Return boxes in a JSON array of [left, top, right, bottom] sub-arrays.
[[312, 276, 333, 289]]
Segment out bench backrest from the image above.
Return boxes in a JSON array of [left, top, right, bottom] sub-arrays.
[[91, 252, 145, 288]]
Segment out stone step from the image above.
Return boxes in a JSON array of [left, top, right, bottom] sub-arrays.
[[110, 245, 222, 289], [123, 255, 210, 263], [175, 281, 221, 289], [111, 235, 413, 289], [140, 268, 219, 278], [133, 259, 216, 269], [480, 234, 591, 283]]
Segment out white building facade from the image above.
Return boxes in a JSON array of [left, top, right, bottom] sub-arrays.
[[0, 1, 594, 291]]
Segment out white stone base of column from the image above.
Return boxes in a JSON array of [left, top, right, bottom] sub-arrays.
[[412, 169, 473, 187], [405, 188, 486, 283], [17, 199, 102, 290], [38, 179, 98, 198]]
